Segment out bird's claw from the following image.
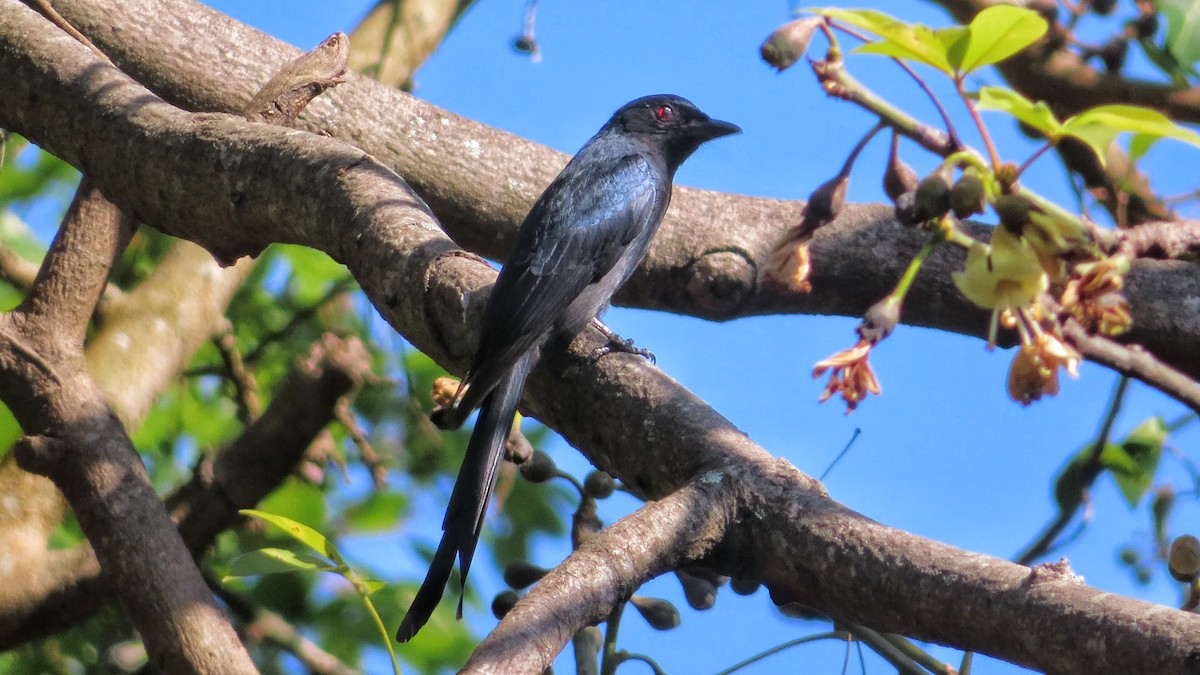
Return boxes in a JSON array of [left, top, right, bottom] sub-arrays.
[[590, 337, 656, 365]]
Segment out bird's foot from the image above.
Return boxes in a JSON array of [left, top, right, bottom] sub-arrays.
[[590, 336, 656, 365], [590, 319, 656, 364]]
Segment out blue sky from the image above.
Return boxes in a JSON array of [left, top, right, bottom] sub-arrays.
[[129, 1, 1200, 672]]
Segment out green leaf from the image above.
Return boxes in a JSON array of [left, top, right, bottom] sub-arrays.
[[1127, 132, 1159, 163], [1053, 450, 1090, 512], [952, 5, 1047, 74], [1160, 0, 1200, 66], [807, 8, 954, 73], [279, 244, 348, 304], [343, 492, 407, 532], [975, 86, 1062, 136], [259, 478, 328, 535], [361, 579, 386, 595], [0, 399, 20, 460], [225, 547, 337, 578], [241, 508, 333, 557], [1061, 105, 1200, 164], [1101, 417, 1167, 509]]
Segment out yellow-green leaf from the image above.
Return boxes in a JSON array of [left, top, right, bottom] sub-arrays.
[[952, 5, 1048, 74], [975, 86, 1061, 137], [241, 508, 331, 557], [225, 547, 336, 578], [1160, 0, 1200, 66], [808, 7, 953, 73], [1101, 417, 1166, 509], [1062, 104, 1200, 165]]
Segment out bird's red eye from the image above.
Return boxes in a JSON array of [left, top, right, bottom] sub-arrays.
[[655, 105, 673, 122]]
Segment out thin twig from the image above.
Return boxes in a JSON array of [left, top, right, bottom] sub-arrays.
[[213, 326, 261, 424], [1014, 375, 1130, 565], [28, 0, 113, 66]]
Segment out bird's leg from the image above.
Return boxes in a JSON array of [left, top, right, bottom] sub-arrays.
[[590, 318, 656, 364]]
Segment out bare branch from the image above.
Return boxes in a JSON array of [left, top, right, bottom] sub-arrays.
[[0, 167, 253, 672], [0, 333, 371, 646], [465, 480, 729, 674], [4, 1, 1200, 670], [43, 0, 1200, 386]]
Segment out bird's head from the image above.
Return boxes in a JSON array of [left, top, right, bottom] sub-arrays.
[[609, 94, 740, 171]]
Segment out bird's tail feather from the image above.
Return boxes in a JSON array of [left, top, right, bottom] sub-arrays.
[[395, 352, 534, 642]]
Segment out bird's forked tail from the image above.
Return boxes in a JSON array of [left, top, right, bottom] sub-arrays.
[[395, 353, 535, 642]]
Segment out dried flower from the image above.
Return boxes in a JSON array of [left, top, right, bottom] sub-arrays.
[[765, 237, 812, 293], [1062, 256, 1132, 336], [431, 376, 462, 408], [813, 338, 881, 413], [1007, 333, 1081, 405]]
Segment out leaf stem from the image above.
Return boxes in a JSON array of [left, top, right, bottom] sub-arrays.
[[956, 76, 1001, 170], [714, 631, 847, 675], [891, 230, 943, 302], [1013, 375, 1131, 565]]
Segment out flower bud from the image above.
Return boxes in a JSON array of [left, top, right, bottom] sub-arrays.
[[795, 173, 849, 239], [730, 577, 761, 595], [630, 596, 681, 631], [503, 560, 550, 589], [859, 297, 900, 344], [893, 190, 919, 227], [583, 470, 615, 499], [760, 18, 822, 72], [1169, 535, 1200, 583], [912, 170, 951, 223], [675, 569, 718, 611], [993, 194, 1033, 235], [519, 448, 556, 483], [950, 170, 988, 218], [883, 136, 919, 203], [492, 589, 520, 619]]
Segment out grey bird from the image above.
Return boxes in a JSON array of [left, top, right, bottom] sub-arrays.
[[397, 94, 739, 642]]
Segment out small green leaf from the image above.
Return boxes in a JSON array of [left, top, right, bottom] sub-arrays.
[[343, 492, 407, 532], [1101, 417, 1166, 509], [225, 547, 336, 578], [1053, 449, 1091, 512], [1062, 104, 1200, 165], [808, 8, 954, 73], [975, 86, 1062, 136], [1127, 132, 1159, 163], [1160, 0, 1200, 66], [953, 5, 1048, 74], [361, 579, 386, 595], [241, 509, 332, 557]]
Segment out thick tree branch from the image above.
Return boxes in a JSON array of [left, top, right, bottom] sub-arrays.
[[465, 480, 730, 673], [44, 0, 1200, 386], [0, 32, 357, 648], [0, 171, 254, 670], [3, 8, 1197, 670], [0, 334, 371, 647]]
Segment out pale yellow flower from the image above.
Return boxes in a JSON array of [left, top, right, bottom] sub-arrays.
[[952, 226, 1049, 347]]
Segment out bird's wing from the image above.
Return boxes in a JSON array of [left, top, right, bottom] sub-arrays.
[[458, 153, 663, 406]]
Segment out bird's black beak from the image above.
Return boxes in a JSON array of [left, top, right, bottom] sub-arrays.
[[690, 116, 741, 141]]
